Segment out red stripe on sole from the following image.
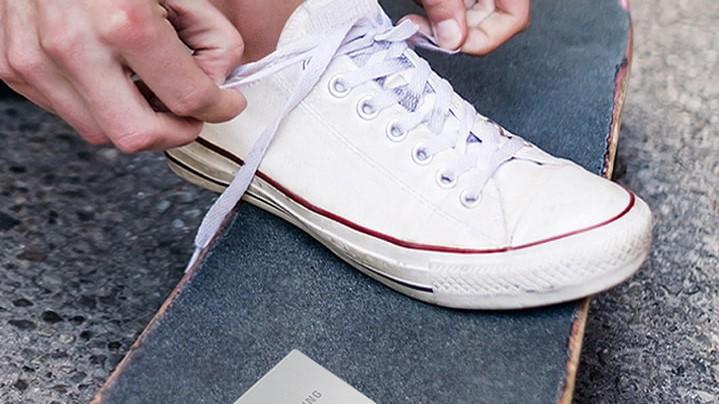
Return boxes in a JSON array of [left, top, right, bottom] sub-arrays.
[[194, 137, 636, 255]]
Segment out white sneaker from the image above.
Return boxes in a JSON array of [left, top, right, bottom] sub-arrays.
[[166, 0, 652, 309]]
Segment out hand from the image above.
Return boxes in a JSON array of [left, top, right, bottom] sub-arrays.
[[0, 0, 246, 153], [407, 0, 531, 55]]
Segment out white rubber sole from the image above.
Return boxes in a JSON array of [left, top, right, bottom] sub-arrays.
[[166, 140, 652, 309]]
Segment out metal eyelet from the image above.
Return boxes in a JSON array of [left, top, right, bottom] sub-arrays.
[[435, 169, 457, 189], [460, 190, 482, 208], [411, 144, 433, 165], [328, 75, 350, 98], [356, 96, 379, 120], [386, 121, 407, 142]]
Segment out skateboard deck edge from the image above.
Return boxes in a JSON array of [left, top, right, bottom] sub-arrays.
[[559, 3, 633, 402], [92, 234, 222, 403]]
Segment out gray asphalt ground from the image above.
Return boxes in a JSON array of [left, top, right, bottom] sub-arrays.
[[0, 1, 717, 403]]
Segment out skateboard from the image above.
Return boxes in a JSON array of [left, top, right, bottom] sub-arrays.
[[93, 0, 633, 402]]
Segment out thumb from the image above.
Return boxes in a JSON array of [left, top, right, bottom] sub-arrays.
[[163, 0, 245, 84], [413, 0, 468, 50]]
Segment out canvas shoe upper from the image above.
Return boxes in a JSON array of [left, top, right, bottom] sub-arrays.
[[170, 0, 652, 308]]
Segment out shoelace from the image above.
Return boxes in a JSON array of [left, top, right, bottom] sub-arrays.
[[187, 9, 523, 270]]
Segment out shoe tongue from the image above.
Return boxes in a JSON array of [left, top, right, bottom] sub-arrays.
[[278, 0, 380, 48]]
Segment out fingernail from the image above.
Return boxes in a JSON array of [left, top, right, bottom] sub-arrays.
[[433, 19, 462, 50]]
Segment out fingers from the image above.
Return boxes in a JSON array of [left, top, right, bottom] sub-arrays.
[[462, 0, 531, 55], [409, 0, 468, 50], [2, 0, 243, 153], [4, 82, 55, 114], [465, 0, 496, 26], [98, 0, 245, 124], [66, 62, 203, 153], [408, 0, 531, 55], [34, 1, 204, 152], [3, 1, 108, 144], [0, 2, 50, 110], [164, 0, 245, 83]]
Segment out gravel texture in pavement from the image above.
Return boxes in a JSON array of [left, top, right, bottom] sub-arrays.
[[574, 1, 718, 402], [0, 105, 213, 403], [0, 0, 717, 403]]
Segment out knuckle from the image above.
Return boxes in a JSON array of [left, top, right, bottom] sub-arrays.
[[98, 3, 157, 47], [40, 31, 87, 61], [6, 48, 44, 76]]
